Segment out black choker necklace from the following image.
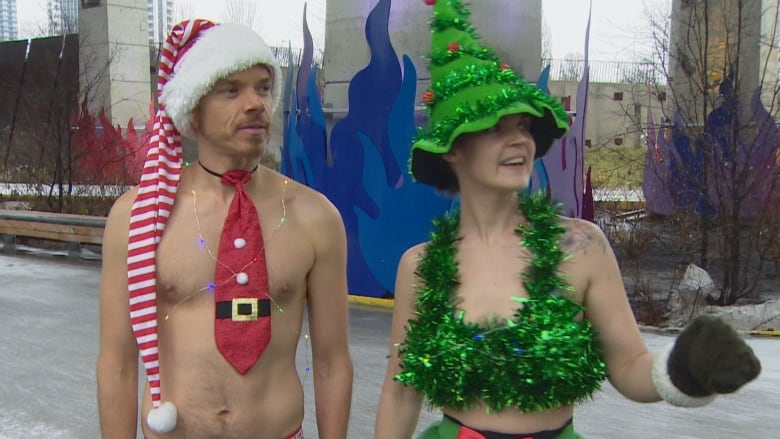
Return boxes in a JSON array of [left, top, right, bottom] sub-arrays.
[[198, 161, 259, 178]]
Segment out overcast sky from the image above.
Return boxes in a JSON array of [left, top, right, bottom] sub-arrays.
[[15, 0, 671, 62], [543, 0, 671, 60]]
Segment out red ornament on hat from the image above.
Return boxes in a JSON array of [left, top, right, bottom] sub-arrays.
[[448, 42, 460, 52], [422, 91, 436, 105]]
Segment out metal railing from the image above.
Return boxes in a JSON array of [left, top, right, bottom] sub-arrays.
[[0, 209, 106, 258], [542, 59, 668, 85]]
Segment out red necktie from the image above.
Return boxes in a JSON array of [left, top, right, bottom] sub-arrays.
[[214, 169, 271, 374]]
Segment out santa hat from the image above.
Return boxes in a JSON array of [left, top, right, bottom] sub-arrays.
[[410, 0, 570, 189], [126, 19, 283, 434]]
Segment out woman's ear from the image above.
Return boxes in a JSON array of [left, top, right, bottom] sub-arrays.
[[443, 137, 465, 165], [442, 150, 458, 165]]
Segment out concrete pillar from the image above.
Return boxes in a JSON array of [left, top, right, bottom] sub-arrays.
[[669, 0, 779, 117], [78, 0, 151, 126], [757, 0, 779, 111], [323, 0, 542, 111]]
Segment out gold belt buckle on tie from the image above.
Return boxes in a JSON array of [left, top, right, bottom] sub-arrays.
[[231, 298, 259, 321]]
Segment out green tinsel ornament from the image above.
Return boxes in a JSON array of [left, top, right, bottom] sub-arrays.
[[396, 192, 607, 413]]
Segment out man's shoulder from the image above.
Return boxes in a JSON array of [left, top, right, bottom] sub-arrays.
[[280, 176, 338, 213], [261, 171, 342, 231], [286, 177, 329, 203], [106, 186, 140, 222]]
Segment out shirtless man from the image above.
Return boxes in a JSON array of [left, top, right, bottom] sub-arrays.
[[97, 20, 352, 439]]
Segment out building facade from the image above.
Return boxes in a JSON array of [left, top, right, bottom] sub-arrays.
[[40, 0, 173, 41], [0, 0, 17, 41], [78, 0, 151, 126], [147, 0, 173, 45]]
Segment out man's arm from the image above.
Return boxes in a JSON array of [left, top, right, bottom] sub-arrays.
[[375, 245, 424, 439], [96, 189, 141, 438], [305, 194, 353, 439]]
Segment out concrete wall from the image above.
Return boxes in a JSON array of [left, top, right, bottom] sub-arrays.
[[759, 0, 780, 110], [78, 0, 150, 126], [0, 35, 79, 170], [549, 80, 669, 149], [669, 0, 780, 119], [323, 0, 542, 112]]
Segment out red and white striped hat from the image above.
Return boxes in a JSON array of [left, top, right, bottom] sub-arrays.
[[127, 19, 282, 434]]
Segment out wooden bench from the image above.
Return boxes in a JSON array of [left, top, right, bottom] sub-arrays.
[[0, 210, 106, 258]]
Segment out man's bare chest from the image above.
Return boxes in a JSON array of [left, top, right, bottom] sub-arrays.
[[155, 212, 312, 311]]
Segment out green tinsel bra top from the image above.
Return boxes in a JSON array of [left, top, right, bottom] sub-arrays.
[[396, 193, 608, 413]]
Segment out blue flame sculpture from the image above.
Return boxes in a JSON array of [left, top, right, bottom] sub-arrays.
[[282, 0, 452, 297]]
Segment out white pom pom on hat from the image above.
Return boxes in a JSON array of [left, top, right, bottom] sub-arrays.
[[146, 401, 178, 434]]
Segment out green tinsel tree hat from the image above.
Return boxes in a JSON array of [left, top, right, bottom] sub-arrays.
[[411, 0, 570, 188]]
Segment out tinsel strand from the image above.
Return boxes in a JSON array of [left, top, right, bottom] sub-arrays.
[[397, 192, 607, 413]]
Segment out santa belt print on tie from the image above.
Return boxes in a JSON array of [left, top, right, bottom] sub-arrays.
[[215, 298, 271, 321]]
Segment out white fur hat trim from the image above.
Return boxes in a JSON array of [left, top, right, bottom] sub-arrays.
[[651, 343, 717, 407], [159, 23, 283, 138]]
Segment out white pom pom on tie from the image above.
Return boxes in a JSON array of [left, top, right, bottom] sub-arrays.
[[146, 401, 178, 434]]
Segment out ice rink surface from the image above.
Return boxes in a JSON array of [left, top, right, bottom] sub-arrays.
[[1, 253, 777, 438]]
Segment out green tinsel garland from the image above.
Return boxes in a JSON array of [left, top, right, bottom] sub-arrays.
[[431, 16, 475, 35], [429, 45, 498, 67], [396, 192, 607, 413], [431, 0, 476, 35], [414, 66, 569, 147], [425, 63, 516, 107]]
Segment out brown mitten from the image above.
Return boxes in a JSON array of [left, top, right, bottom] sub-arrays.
[[652, 315, 761, 407]]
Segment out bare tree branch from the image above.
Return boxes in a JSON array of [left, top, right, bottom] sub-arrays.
[[222, 0, 265, 32], [541, 10, 553, 63], [637, 0, 780, 304], [173, 0, 197, 23]]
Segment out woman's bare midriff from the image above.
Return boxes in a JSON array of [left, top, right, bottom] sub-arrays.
[[444, 404, 574, 434]]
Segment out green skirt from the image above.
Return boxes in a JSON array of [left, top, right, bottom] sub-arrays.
[[418, 416, 584, 439]]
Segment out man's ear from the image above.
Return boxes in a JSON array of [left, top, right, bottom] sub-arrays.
[[190, 107, 200, 131]]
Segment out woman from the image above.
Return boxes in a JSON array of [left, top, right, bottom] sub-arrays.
[[375, 1, 761, 438]]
